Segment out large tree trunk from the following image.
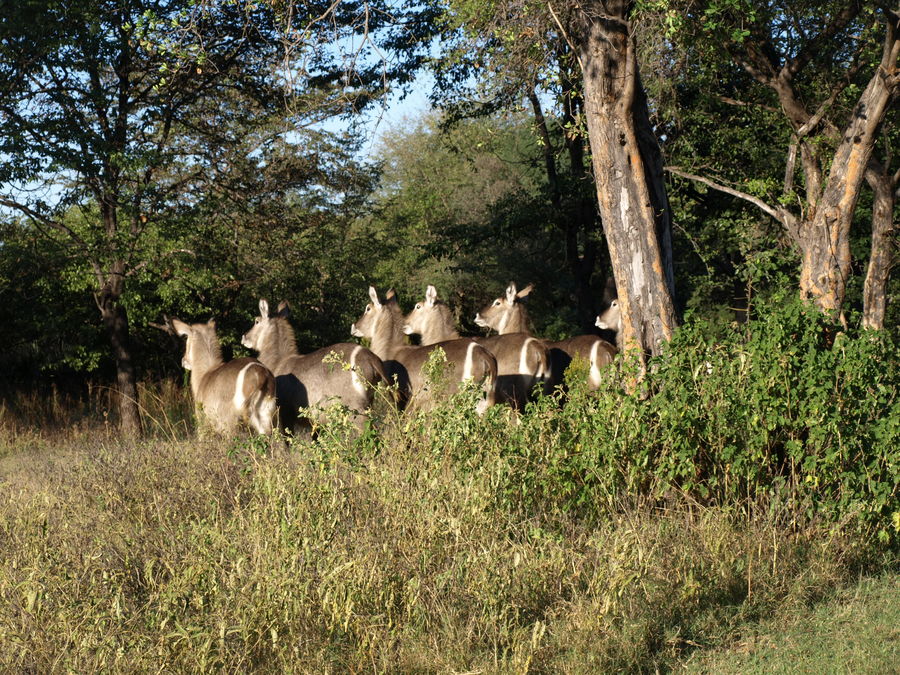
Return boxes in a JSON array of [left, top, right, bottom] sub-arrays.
[[796, 61, 897, 322], [97, 265, 141, 436], [574, 0, 678, 358], [862, 160, 897, 330]]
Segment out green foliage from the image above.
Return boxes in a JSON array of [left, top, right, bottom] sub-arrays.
[[397, 294, 899, 541], [647, 295, 898, 535], [0, 219, 105, 379], [362, 112, 597, 335]]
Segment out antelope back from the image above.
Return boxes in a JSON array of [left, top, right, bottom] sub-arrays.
[[244, 298, 388, 430], [351, 286, 496, 413], [404, 284, 545, 410], [548, 335, 617, 392], [476, 333, 549, 410]]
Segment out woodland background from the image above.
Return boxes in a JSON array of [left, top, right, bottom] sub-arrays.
[[1, 0, 896, 412]]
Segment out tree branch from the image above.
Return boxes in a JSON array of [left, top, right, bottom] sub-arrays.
[[717, 95, 779, 115], [666, 166, 800, 243], [0, 196, 92, 251], [782, 1, 863, 80]]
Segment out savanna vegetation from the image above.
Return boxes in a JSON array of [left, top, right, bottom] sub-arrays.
[[1, 0, 898, 671]]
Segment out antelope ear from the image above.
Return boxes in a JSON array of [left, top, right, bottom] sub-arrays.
[[171, 318, 190, 338], [368, 286, 382, 308], [385, 288, 397, 304], [207, 318, 216, 330], [505, 282, 517, 305], [276, 300, 291, 318], [259, 299, 269, 318], [515, 283, 534, 301], [425, 285, 437, 307]]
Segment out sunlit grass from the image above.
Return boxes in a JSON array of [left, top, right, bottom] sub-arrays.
[[0, 376, 893, 672]]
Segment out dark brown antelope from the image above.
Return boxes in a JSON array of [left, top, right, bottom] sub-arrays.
[[171, 318, 276, 435], [351, 286, 497, 414], [242, 299, 388, 432], [477, 282, 616, 392], [405, 284, 550, 410]]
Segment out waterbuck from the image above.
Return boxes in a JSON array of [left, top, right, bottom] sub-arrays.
[[171, 318, 276, 435], [477, 282, 616, 392], [242, 299, 388, 433], [351, 286, 497, 414], [595, 299, 623, 350], [406, 284, 549, 410]]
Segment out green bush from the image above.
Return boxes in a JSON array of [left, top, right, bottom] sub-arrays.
[[645, 293, 898, 539], [390, 293, 899, 542]]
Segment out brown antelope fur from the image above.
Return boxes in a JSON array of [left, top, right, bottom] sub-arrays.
[[351, 286, 497, 414], [171, 318, 276, 435], [242, 299, 388, 433], [477, 282, 617, 392], [407, 284, 550, 411]]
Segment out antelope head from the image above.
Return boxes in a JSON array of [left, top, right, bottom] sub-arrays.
[[474, 282, 533, 334], [171, 317, 219, 372], [242, 299, 289, 351], [402, 284, 459, 342], [351, 286, 393, 339], [595, 299, 621, 332]]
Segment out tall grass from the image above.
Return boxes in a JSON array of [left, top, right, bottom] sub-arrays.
[[0, 427, 881, 672], [0, 298, 896, 671]]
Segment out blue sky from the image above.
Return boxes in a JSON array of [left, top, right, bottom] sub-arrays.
[[357, 72, 435, 159]]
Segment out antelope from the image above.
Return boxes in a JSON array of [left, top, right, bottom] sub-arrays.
[[477, 282, 616, 392], [171, 318, 276, 435], [351, 286, 497, 414], [242, 299, 389, 433], [406, 284, 550, 410], [595, 299, 623, 350]]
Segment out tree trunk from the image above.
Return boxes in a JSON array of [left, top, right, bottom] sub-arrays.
[[97, 268, 141, 435], [574, 0, 678, 358], [862, 161, 897, 330], [796, 53, 897, 321]]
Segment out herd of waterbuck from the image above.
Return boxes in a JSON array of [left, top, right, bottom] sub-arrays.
[[171, 283, 625, 436]]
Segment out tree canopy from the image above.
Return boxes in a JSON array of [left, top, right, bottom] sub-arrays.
[[0, 0, 897, 426]]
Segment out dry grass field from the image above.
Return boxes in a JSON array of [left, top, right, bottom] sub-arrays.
[[1, 375, 895, 673]]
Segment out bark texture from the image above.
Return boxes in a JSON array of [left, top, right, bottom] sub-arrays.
[[862, 159, 898, 330], [573, 0, 678, 357], [797, 63, 897, 320], [97, 264, 141, 436]]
